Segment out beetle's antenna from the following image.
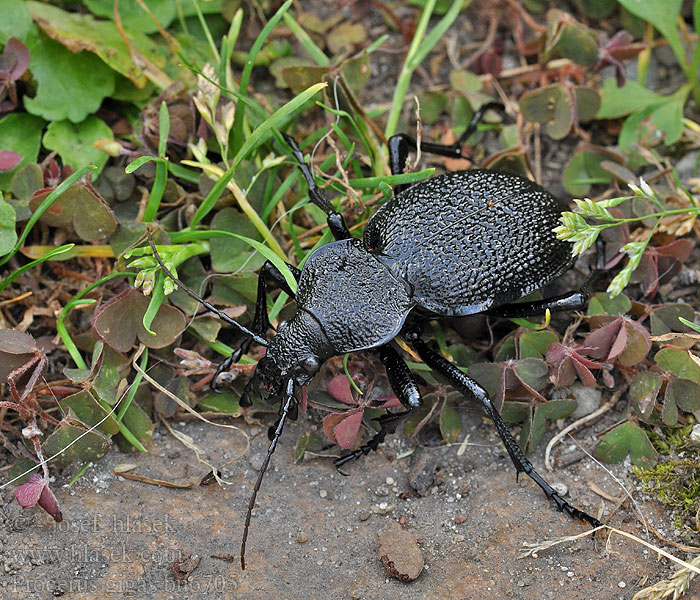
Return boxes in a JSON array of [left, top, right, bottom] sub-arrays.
[[240, 378, 295, 570], [146, 233, 268, 347]]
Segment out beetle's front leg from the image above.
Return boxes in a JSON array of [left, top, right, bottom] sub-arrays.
[[213, 260, 300, 399], [406, 331, 601, 529], [334, 344, 421, 468], [282, 133, 352, 241]]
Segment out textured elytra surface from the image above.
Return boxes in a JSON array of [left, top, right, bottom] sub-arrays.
[[364, 169, 573, 316], [288, 170, 573, 356]]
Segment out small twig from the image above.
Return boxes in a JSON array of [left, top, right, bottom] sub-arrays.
[[544, 386, 623, 471], [115, 471, 193, 489], [0, 291, 32, 307], [521, 525, 700, 578], [461, 12, 499, 70]]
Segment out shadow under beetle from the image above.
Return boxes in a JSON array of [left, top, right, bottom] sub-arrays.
[[156, 103, 604, 570]]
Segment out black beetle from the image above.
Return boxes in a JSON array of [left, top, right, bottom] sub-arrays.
[[154, 103, 603, 569]]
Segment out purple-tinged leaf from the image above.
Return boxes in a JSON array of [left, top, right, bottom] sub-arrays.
[[327, 375, 355, 405], [608, 321, 628, 359], [14, 473, 44, 508], [92, 288, 186, 351], [333, 410, 364, 449], [14, 473, 62, 522], [585, 316, 650, 366], [0, 38, 30, 80], [0, 150, 22, 171], [37, 482, 62, 522]]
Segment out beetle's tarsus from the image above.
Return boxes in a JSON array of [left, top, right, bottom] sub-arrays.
[[334, 412, 409, 468], [410, 335, 601, 531]]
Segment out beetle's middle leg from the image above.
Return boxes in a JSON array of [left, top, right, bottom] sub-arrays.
[[405, 330, 601, 529], [334, 344, 422, 468], [486, 239, 607, 319]]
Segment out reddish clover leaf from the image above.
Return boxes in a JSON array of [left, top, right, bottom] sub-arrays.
[[14, 473, 63, 522], [593, 30, 645, 87], [546, 342, 603, 387], [92, 288, 186, 351], [323, 408, 364, 449], [321, 375, 399, 449], [326, 375, 355, 405], [0, 150, 22, 171], [584, 316, 651, 367]]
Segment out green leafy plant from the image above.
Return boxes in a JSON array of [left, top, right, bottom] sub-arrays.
[[554, 177, 700, 297]]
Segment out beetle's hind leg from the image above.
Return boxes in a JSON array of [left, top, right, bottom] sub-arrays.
[[405, 331, 601, 529], [388, 101, 505, 193], [334, 344, 422, 469]]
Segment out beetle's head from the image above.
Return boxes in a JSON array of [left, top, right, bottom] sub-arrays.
[[254, 309, 327, 394]]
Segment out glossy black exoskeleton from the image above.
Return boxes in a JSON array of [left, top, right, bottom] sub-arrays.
[[156, 103, 603, 569]]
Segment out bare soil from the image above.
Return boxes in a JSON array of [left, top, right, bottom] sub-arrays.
[[0, 406, 680, 600]]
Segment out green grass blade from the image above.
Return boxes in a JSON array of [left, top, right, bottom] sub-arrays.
[[173, 229, 298, 293], [348, 169, 435, 189], [283, 12, 330, 66], [0, 165, 97, 267], [385, 0, 466, 138], [0, 244, 75, 292], [191, 81, 327, 228], [230, 0, 294, 154]]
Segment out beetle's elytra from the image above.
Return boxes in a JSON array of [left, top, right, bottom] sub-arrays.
[[155, 103, 603, 570]]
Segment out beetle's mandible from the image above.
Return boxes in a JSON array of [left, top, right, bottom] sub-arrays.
[[155, 103, 604, 570]]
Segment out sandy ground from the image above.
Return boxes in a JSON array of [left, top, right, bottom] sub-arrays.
[[0, 404, 682, 600]]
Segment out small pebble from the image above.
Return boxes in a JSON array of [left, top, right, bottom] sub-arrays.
[[319, 489, 328, 498], [690, 424, 700, 443], [455, 513, 467, 524], [296, 531, 308, 544], [618, 581, 626, 589], [551, 482, 568, 497], [377, 522, 424, 582], [385, 477, 395, 485], [372, 503, 394, 515], [358, 511, 372, 522]]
